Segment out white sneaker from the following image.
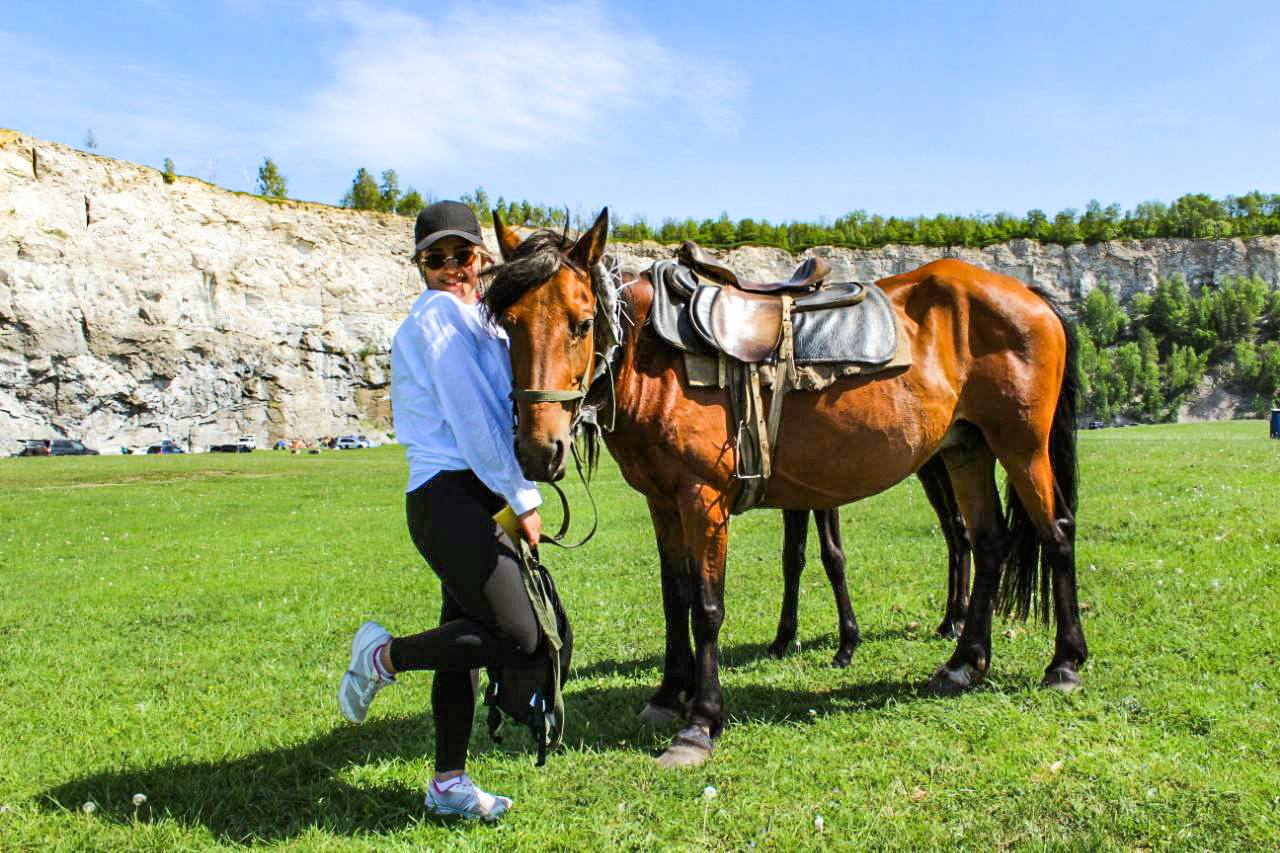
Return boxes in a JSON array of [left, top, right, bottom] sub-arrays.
[[425, 775, 513, 822], [338, 621, 394, 723]]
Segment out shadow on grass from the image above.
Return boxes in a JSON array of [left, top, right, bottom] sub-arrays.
[[38, 640, 967, 843], [39, 713, 464, 843], [573, 629, 948, 681]]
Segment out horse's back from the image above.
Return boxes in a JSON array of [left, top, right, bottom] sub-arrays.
[[881, 258, 1065, 358]]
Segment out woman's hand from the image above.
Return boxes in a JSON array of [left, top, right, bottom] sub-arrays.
[[517, 508, 542, 546]]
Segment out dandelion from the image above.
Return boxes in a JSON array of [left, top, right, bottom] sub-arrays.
[[132, 793, 147, 806], [702, 785, 718, 800], [82, 801, 96, 815], [807, 708, 817, 718], [814, 815, 825, 832]]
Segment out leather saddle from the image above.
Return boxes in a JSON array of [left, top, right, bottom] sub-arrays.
[[650, 257, 894, 367]]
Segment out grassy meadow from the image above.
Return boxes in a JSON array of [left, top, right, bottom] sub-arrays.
[[1, 421, 1278, 849]]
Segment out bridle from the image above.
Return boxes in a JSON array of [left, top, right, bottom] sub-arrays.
[[506, 262, 623, 549]]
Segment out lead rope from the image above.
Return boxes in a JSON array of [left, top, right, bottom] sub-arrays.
[[536, 441, 599, 550]]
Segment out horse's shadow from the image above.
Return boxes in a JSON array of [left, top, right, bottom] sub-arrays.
[[38, 639, 973, 844], [573, 628, 942, 681]]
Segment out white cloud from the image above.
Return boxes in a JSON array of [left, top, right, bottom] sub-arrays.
[[275, 0, 744, 168]]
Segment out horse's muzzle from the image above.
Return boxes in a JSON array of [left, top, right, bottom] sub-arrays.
[[516, 434, 566, 482]]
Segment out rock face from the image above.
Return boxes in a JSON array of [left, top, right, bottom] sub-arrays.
[[3, 129, 1278, 451]]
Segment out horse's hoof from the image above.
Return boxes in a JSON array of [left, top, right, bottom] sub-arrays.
[[656, 743, 710, 768], [638, 702, 681, 726], [936, 620, 964, 640], [924, 663, 982, 696], [1040, 665, 1083, 693], [830, 649, 854, 668], [656, 725, 714, 769], [766, 638, 800, 659]]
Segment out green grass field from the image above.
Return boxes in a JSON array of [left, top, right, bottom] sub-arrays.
[[2, 421, 1278, 850]]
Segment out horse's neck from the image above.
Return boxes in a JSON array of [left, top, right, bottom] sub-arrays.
[[606, 274, 663, 427], [613, 273, 652, 377]]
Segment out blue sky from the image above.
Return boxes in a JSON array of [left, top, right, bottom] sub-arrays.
[[3, 0, 1278, 224]]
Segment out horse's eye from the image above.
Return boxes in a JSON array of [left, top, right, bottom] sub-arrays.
[[573, 318, 593, 339]]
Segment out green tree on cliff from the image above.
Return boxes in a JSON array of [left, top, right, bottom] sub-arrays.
[[341, 168, 381, 210], [257, 158, 288, 199]]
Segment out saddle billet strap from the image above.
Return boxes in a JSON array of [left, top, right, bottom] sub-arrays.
[[733, 296, 796, 515], [765, 295, 795, 452], [729, 360, 772, 515]]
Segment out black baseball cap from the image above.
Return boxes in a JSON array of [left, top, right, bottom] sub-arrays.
[[414, 200, 485, 254]]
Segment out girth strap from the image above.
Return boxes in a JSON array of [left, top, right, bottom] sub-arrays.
[[731, 295, 797, 514]]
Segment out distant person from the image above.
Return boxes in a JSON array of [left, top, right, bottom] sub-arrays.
[[337, 200, 543, 821]]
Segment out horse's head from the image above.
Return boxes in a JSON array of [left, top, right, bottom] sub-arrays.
[[483, 208, 610, 482]]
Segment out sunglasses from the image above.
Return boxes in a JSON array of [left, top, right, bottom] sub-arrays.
[[418, 248, 479, 270]]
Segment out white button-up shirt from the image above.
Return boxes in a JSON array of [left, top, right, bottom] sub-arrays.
[[391, 289, 542, 515]]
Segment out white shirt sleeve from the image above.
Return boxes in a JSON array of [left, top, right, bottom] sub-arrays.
[[410, 298, 542, 515]]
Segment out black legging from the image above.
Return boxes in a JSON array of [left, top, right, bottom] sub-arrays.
[[388, 469, 539, 772]]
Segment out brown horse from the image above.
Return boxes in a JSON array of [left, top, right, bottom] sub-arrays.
[[485, 210, 1082, 768], [773, 457, 973, 669]]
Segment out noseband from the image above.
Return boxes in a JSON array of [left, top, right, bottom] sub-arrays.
[[508, 336, 601, 550], [508, 345, 594, 407]]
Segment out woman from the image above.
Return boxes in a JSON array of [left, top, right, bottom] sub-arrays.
[[338, 200, 542, 822]]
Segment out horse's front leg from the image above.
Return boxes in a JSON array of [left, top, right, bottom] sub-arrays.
[[657, 483, 730, 769], [813, 508, 860, 667], [639, 497, 696, 725], [767, 509, 809, 659], [916, 457, 970, 638]]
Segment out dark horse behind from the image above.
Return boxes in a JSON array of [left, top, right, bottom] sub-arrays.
[[485, 211, 1082, 768]]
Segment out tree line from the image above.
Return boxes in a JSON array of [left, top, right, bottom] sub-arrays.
[[225, 161, 1278, 252], [1077, 275, 1280, 422], [607, 193, 1280, 250]]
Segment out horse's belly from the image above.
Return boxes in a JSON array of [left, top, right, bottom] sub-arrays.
[[764, 373, 951, 508]]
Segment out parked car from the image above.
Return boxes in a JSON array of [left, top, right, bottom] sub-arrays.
[[335, 435, 370, 449], [18, 438, 100, 456], [1087, 420, 1106, 429], [146, 441, 186, 455], [209, 434, 256, 453]]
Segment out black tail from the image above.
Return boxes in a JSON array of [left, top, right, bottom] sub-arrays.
[[996, 288, 1078, 622]]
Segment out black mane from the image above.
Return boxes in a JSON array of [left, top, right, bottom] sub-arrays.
[[481, 230, 582, 320]]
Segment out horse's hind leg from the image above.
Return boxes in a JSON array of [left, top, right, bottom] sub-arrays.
[[768, 509, 809, 659], [639, 497, 696, 726], [812, 508, 860, 667], [926, 441, 1003, 695], [1001, 452, 1086, 691], [916, 456, 971, 638]]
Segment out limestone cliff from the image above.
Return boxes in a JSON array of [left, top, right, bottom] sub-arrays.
[[2, 130, 1277, 451]]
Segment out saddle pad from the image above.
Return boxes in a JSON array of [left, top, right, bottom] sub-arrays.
[[791, 281, 898, 365], [688, 284, 720, 351], [650, 259, 711, 354]]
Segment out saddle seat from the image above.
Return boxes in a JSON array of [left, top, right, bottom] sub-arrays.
[[678, 240, 831, 293]]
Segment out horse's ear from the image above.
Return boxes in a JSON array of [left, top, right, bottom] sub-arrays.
[[570, 207, 609, 269], [493, 208, 521, 262]]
